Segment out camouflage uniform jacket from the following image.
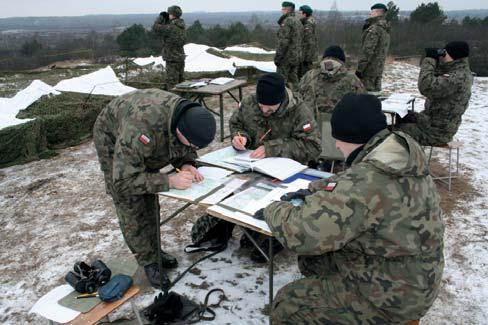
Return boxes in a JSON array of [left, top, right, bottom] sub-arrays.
[[229, 89, 321, 164], [301, 16, 318, 63], [153, 17, 186, 62], [265, 129, 444, 322], [414, 57, 473, 144], [357, 16, 391, 78], [299, 59, 366, 118], [275, 12, 303, 66], [95, 89, 196, 197]]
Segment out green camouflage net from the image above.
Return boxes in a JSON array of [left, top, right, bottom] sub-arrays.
[[0, 92, 112, 168]]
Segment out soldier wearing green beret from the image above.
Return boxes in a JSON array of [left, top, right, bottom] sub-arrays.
[[298, 5, 318, 79], [355, 3, 391, 93], [275, 1, 303, 88]]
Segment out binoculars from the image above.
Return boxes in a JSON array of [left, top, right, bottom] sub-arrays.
[[65, 260, 111, 293], [425, 48, 447, 59]]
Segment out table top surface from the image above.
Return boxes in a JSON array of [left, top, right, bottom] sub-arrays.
[[172, 79, 247, 95]]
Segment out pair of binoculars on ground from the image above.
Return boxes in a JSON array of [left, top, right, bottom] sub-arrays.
[[65, 260, 112, 293]]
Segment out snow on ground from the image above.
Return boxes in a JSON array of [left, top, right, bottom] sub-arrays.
[[0, 80, 60, 130], [133, 43, 276, 74], [0, 62, 487, 324], [224, 45, 276, 55]]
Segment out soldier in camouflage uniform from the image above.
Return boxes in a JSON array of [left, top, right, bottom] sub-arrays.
[[153, 5, 186, 90], [260, 93, 444, 323], [275, 2, 303, 88], [398, 41, 473, 146], [298, 5, 318, 79], [230, 73, 320, 164], [299, 45, 365, 119], [355, 3, 391, 92], [93, 89, 216, 288], [230, 72, 320, 262]]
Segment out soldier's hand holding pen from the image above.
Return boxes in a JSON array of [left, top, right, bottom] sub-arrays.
[[181, 164, 204, 183], [250, 145, 266, 159], [169, 169, 193, 189], [232, 132, 247, 151]]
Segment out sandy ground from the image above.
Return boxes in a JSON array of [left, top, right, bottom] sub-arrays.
[[1, 62, 488, 324]]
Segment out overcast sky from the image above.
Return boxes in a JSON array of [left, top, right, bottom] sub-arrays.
[[1, 0, 487, 18]]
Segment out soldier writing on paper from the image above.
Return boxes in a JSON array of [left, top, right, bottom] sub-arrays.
[[93, 89, 215, 289]]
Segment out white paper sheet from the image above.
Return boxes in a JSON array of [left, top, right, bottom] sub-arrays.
[[200, 178, 248, 205], [197, 166, 234, 180], [29, 285, 80, 323], [210, 77, 235, 85], [197, 146, 250, 173], [160, 177, 224, 202]]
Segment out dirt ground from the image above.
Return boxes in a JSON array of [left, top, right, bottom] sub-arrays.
[[1, 69, 488, 324]]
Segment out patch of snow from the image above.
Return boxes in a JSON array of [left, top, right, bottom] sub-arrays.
[[0, 80, 60, 130], [54, 66, 136, 96], [133, 43, 276, 75], [224, 45, 276, 55]]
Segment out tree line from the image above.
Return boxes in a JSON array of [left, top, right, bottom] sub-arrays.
[[1, 1, 488, 76]]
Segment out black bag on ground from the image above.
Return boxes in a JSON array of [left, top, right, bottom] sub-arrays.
[[187, 214, 235, 253]]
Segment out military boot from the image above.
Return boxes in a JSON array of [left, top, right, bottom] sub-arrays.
[[144, 263, 171, 290], [160, 250, 178, 269]]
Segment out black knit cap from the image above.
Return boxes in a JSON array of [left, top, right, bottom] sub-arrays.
[[331, 93, 387, 144], [445, 41, 470, 60], [371, 3, 388, 11], [176, 103, 216, 148], [256, 73, 286, 105], [323, 45, 346, 62]]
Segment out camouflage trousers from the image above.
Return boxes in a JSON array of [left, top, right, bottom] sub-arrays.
[[362, 75, 382, 92], [272, 273, 394, 324], [277, 64, 299, 89], [298, 61, 314, 80], [93, 121, 160, 267], [165, 60, 185, 90]]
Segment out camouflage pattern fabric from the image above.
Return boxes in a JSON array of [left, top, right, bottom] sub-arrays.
[[299, 16, 318, 79], [153, 17, 186, 89], [93, 89, 197, 266], [264, 129, 444, 323], [299, 58, 366, 119], [229, 88, 321, 164], [357, 16, 391, 92], [398, 57, 473, 146], [165, 61, 185, 90], [275, 12, 303, 86]]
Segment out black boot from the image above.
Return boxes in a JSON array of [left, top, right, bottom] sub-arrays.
[[160, 250, 178, 269], [250, 238, 284, 263], [144, 263, 171, 290]]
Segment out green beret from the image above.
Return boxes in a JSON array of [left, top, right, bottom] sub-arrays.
[[299, 5, 313, 15], [282, 1, 295, 8], [370, 3, 388, 11]]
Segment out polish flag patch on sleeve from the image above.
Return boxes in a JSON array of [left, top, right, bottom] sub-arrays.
[[303, 123, 312, 132], [139, 134, 151, 145], [324, 182, 337, 192]]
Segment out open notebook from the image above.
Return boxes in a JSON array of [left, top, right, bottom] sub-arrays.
[[198, 146, 307, 180]]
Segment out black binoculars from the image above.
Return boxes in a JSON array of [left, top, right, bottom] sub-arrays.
[[65, 260, 112, 293]]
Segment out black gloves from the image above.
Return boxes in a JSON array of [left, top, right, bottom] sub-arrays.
[[400, 112, 417, 124], [425, 48, 446, 60], [159, 11, 170, 23], [355, 70, 363, 79], [253, 208, 265, 221], [280, 189, 312, 202]]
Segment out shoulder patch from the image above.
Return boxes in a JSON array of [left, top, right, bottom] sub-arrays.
[[303, 123, 312, 132], [139, 134, 151, 145], [324, 182, 337, 192]]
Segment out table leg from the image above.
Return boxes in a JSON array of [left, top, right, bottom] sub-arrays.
[[219, 94, 224, 142], [238, 86, 243, 102], [268, 236, 274, 324]]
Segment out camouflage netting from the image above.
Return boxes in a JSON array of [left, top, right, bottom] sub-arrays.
[[0, 92, 112, 168]]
